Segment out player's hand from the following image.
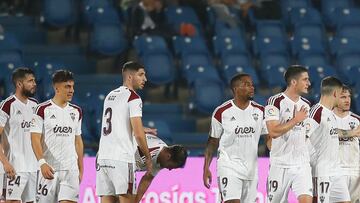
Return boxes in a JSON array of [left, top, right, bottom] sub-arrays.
[[79, 169, 83, 182], [293, 105, 308, 123], [4, 162, 16, 180], [40, 163, 54, 180], [144, 127, 157, 136], [145, 158, 153, 175], [353, 126, 360, 137], [203, 168, 212, 189]]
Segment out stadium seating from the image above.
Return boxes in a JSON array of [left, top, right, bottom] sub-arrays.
[[42, 0, 77, 27]]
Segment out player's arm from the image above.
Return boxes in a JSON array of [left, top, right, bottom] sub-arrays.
[[135, 172, 155, 203], [336, 126, 360, 138], [144, 127, 157, 135], [131, 117, 153, 174], [75, 135, 84, 182], [266, 105, 308, 138], [203, 136, 219, 189], [0, 127, 15, 179], [31, 132, 54, 179]]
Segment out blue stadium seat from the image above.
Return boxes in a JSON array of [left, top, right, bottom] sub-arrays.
[[171, 133, 207, 148], [0, 51, 24, 82], [42, 0, 77, 27], [165, 6, 202, 35], [331, 8, 360, 29], [289, 7, 323, 28], [83, 3, 122, 26], [0, 16, 35, 28], [213, 21, 245, 38], [0, 33, 22, 52], [89, 23, 127, 55], [221, 52, 251, 68], [142, 120, 172, 143], [337, 53, 360, 86], [298, 53, 330, 67], [293, 23, 326, 41], [255, 20, 287, 39], [141, 52, 175, 85], [222, 65, 259, 87], [75, 74, 121, 99], [337, 25, 360, 40], [189, 78, 225, 114], [143, 103, 183, 115], [252, 37, 289, 56], [291, 37, 327, 56], [172, 36, 209, 56], [281, 0, 312, 23], [133, 35, 169, 56], [260, 53, 290, 88], [213, 35, 248, 57], [307, 65, 338, 86], [183, 64, 221, 85], [322, 0, 353, 27], [181, 52, 212, 70], [330, 37, 360, 56]]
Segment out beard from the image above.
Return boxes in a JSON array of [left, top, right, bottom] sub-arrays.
[[22, 88, 35, 97]]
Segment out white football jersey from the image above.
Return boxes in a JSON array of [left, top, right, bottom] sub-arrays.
[[308, 103, 340, 177], [97, 86, 143, 163], [135, 134, 167, 176], [264, 93, 311, 167], [0, 95, 38, 172], [335, 112, 360, 176], [30, 100, 82, 171], [210, 100, 267, 180]]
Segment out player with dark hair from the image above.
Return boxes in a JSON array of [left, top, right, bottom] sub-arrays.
[[31, 70, 84, 203], [0, 68, 38, 202], [135, 134, 188, 202], [203, 73, 268, 202], [265, 65, 313, 203], [307, 77, 355, 203], [96, 61, 153, 203]]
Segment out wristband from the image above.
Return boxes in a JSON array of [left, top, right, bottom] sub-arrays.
[[38, 158, 46, 167]]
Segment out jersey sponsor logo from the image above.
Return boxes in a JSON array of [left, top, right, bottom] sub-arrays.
[[234, 126, 255, 135], [339, 137, 356, 142], [330, 128, 338, 138], [53, 125, 73, 134], [21, 120, 32, 128]]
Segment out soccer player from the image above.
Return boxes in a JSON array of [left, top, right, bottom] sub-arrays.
[[203, 73, 268, 203], [96, 61, 152, 203], [307, 77, 352, 203], [0, 68, 38, 203], [134, 133, 188, 202], [265, 65, 313, 203], [334, 85, 360, 203], [31, 70, 84, 203]]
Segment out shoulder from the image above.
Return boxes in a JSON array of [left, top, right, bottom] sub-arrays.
[[35, 100, 52, 119], [309, 104, 323, 124], [69, 103, 83, 120], [300, 97, 312, 107], [251, 101, 264, 112], [28, 97, 39, 104], [350, 112, 360, 123], [126, 88, 140, 102], [213, 100, 233, 123], [266, 93, 285, 110], [0, 96, 16, 116]]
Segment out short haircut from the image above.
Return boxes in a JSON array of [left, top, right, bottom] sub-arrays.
[[122, 61, 145, 73], [168, 145, 188, 168], [341, 84, 352, 96], [12, 68, 35, 87], [230, 73, 250, 90], [284, 65, 308, 86], [320, 76, 343, 95], [52, 70, 74, 84]]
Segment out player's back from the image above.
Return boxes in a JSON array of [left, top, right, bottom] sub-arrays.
[[308, 103, 340, 176], [265, 93, 311, 167], [97, 86, 142, 163]]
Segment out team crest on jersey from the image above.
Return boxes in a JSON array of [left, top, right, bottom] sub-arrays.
[[70, 112, 76, 121], [8, 188, 13, 196], [268, 194, 273, 202], [349, 122, 355, 130], [252, 113, 259, 121], [320, 196, 325, 203]]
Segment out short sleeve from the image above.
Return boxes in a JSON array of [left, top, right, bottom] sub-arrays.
[[210, 116, 223, 139], [305, 117, 320, 138], [30, 114, 44, 134], [0, 109, 9, 127], [264, 105, 280, 122], [76, 118, 82, 136], [129, 98, 142, 118], [261, 119, 268, 135]]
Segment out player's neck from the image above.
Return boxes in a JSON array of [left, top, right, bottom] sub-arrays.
[[233, 98, 250, 110], [283, 88, 300, 102], [333, 108, 349, 118], [14, 91, 28, 104], [123, 82, 134, 91], [319, 96, 334, 110], [52, 96, 68, 108]]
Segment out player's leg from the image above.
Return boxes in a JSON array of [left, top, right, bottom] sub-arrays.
[[241, 179, 258, 203], [267, 166, 290, 203], [348, 175, 360, 203], [328, 175, 350, 203], [118, 194, 135, 203], [21, 172, 36, 203], [290, 165, 313, 203], [58, 170, 80, 203], [96, 159, 118, 203], [36, 171, 59, 203], [217, 173, 242, 203], [5, 172, 29, 203]]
